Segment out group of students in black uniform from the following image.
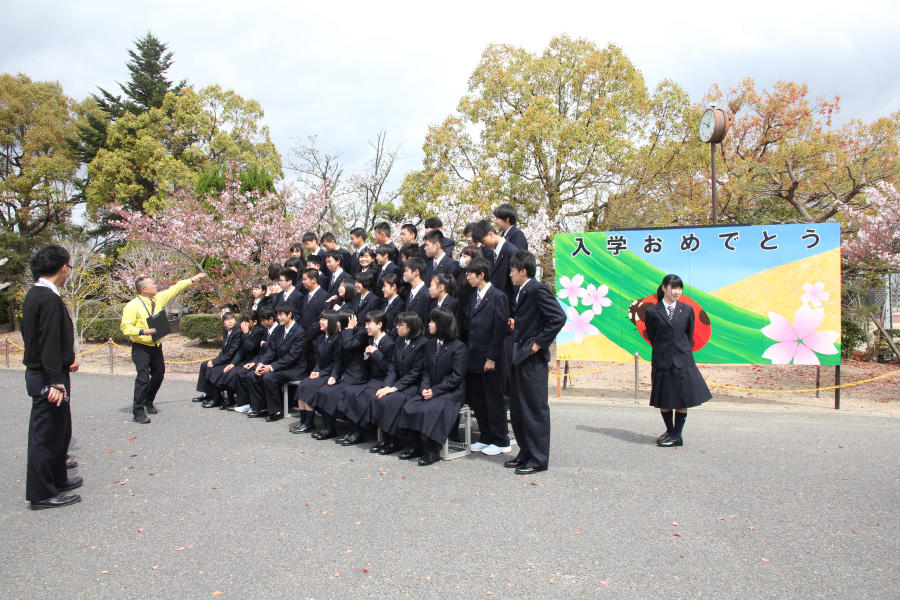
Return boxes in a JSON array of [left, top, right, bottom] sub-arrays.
[[192, 206, 568, 473]]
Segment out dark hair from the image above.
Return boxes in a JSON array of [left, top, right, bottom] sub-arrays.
[[257, 306, 275, 321], [466, 256, 491, 278], [431, 273, 454, 296], [349, 227, 366, 241], [422, 229, 445, 246], [405, 257, 426, 280], [470, 220, 495, 243], [429, 308, 458, 341], [324, 249, 344, 267], [382, 272, 402, 295], [400, 243, 423, 261], [509, 250, 536, 278], [460, 245, 481, 260], [365, 309, 387, 330], [242, 310, 258, 323], [306, 254, 324, 269], [251, 281, 265, 291], [321, 232, 337, 244], [424, 216, 443, 229], [322, 309, 341, 336], [338, 279, 357, 302], [274, 301, 294, 317], [284, 256, 302, 271], [464, 222, 477, 237], [401, 223, 418, 239], [289, 242, 304, 253], [301, 267, 320, 284], [373, 222, 391, 236], [134, 275, 152, 293], [222, 311, 236, 321], [396, 311, 424, 339], [656, 274, 685, 302], [267, 261, 283, 281], [279, 268, 297, 286], [302, 231, 318, 243], [360, 248, 377, 262], [492, 203, 518, 225], [222, 303, 240, 313], [337, 308, 353, 329], [356, 270, 375, 291], [375, 244, 397, 261]]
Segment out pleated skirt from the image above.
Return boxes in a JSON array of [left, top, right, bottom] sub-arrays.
[[395, 393, 464, 444], [649, 364, 712, 409]]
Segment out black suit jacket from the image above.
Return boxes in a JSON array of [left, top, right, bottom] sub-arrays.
[[311, 334, 341, 376], [425, 254, 461, 284], [512, 279, 566, 364], [374, 262, 400, 297], [354, 292, 384, 323], [365, 334, 395, 381], [336, 248, 353, 273], [644, 301, 697, 369], [325, 270, 353, 298], [299, 287, 327, 345], [484, 239, 520, 309], [405, 284, 432, 326], [279, 287, 306, 318], [333, 327, 368, 384], [462, 285, 510, 372], [212, 328, 243, 366], [233, 325, 266, 365], [349, 246, 367, 275], [429, 296, 460, 327], [22, 285, 75, 386], [383, 296, 404, 337], [384, 336, 427, 389], [420, 338, 468, 401], [259, 323, 306, 372], [504, 226, 528, 252]]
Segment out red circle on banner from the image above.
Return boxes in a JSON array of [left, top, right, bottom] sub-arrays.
[[629, 294, 711, 352]]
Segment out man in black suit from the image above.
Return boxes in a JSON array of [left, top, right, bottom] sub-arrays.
[[422, 229, 461, 283], [199, 312, 243, 408], [493, 203, 528, 252], [21, 245, 82, 510], [506, 251, 566, 475], [403, 257, 431, 325], [277, 268, 306, 316], [321, 232, 353, 272], [323, 250, 353, 300], [348, 227, 368, 275], [302, 231, 325, 259], [298, 268, 327, 374], [422, 216, 457, 256], [462, 256, 512, 456], [472, 220, 519, 308], [244, 302, 307, 422], [374, 244, 400, 297], [373, 222, 403, 267]]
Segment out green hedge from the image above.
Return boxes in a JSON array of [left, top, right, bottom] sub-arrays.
[[180, 314, 223, 343], [78, 317, 130, 343]]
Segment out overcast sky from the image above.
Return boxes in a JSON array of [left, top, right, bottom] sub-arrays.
[[3, 0, 899, 192]]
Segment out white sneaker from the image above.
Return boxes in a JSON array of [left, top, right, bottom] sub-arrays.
[[481, 444, 512, 456], [471, 442, 490, 452], [234, 404, 251, 413]]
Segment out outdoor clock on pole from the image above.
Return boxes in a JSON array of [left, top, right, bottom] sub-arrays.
[[699, 105, 731, 224]]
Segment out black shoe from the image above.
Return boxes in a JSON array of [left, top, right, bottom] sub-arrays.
[[66, 461, 77, 470], [247, 410, 267, 418], [225, 404, 235, 411], [341, 436, 362, 446], [378, 443, 401, 455], [418, 453, 441, 466], [656, 432, 671, 445], [192, 396, 206, 403], [218, 403, 229, 410], [313, 429, 337, 440], [59, 476, 83, 492], [202, 399, 221, 408], [30, 494, 81, 510], [146, 405, 158, 414], [514, 464, 548, 475], [658, 435, 683, 447], [133, 414, 151, 424], [291, 423, 314, 434], [264, 412, 284, 422], [369, 441, 386, 453], [504, 457, 527, 469], [398, 448, 423, 460]]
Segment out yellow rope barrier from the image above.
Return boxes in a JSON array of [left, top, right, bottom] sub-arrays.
[[552, 360, 630, 378], [107, 339, 216, 365], [4, 338, 25, 351], [75, 340, 110, 357], [708, 369, 900, 393]]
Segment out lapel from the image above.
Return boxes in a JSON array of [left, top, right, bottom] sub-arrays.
[[472, 288, 487, 315], [658, 301, 674, 328]]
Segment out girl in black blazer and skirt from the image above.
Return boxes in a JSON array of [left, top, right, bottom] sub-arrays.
[[289, 310, 342, 434], [395, 308, 468, 465], [644, 274, 711, 447], [311, 309, 367, 440], [371, 312, 427, 455]]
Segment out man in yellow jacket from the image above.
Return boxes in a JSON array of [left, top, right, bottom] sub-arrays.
[[121, 272, 206, 424]]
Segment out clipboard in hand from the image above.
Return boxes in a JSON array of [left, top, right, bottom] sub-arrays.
[[147, 312, 171, 341]]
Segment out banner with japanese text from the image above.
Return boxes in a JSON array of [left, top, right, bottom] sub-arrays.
[[554, 223, 841, 364]]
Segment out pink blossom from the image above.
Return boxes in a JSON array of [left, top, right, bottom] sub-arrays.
[[760, 304, 839, 365], [801, 281, 829, 307], [562, 306, 599, 343], [581, 283, 613, 315], [839, 182, 900, 268], [557, 274, 585, 306]]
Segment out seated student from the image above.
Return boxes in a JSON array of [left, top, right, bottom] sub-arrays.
[[309, 310, 366, 440], [289, 310, 342, 434], [381, 272, 405, 337], [239, 302, 307, 422], [247, 282, 268, 312], [337, 310, 395, 446], [462, 256, 512, 455], [370, 312, 427, 455], [228, 307, 277, 412], [399, 242, 423, 265], [194, 311, 242, 407], [374, 244, 400, 297], [353, 271, 383, 322], [456, 245, 482, 311], [219, 310, 266, 412], [428, 273, 460, 325], [332, 279, 358, 311], [395, 309, 468, 465], [357, 248, 377, 275]]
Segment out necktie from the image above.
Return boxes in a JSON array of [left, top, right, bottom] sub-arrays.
[[667, 305, 675, 320], [473, 293, 482, 313], [436, 340, 443, 354], [306, 290, 313, 304], [490, 249, 497, 266]]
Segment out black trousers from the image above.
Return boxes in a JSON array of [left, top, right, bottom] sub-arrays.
[[131, 343, 165, 416], [466, 370, 509, 446], [25, 369, 71, 502], [510, 355, 551, 468]]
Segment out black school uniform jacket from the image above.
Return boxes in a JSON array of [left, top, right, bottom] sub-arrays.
[[429, 295, 460, 327], [259, 323, 306, 372], [22, 285, 75, 386], [232, 325, 266, 366], [425, 254, 461, 283], [485, 239, 520, 309], [355, 292, 384, 323], [374, 262, 400, 297], [279, 287, 306, 319], [420, 338, 468, 400], [383, 337, 427, 389], [311, 334, 341, 377], [212, 328, 243, 366], [365, 334, 395, 381], [405, 285, 432, 327], [299, 287, 327, 345], [504, 226, 528, 252], [644, 301, 696, 369], [325, 269, 353, 298], [383, 296, 404, 337], [462, 285, 510, 372], [511, 279, 566, 365], [332, 327, 368, 385]]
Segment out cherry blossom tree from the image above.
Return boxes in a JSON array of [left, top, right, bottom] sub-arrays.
[[840, 183, 900, 270]]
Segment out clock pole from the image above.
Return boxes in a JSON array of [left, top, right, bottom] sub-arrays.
[[711, 142, 718, 225]]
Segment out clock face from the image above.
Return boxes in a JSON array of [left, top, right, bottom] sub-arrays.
[[699, 109, 716, 142]]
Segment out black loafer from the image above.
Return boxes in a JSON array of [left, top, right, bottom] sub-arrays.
[[378, 443, 400, 455], [201, 400, 221, 408], [417, 454, 441, 466], [341, 436, 362, 446], [514, 464, 548, 475], [503, 457, 526, 468], [313, 430, 337, 440], [30, 494, 81, 510], [369, 442, 385, 453], [59, 476, 83, 492], [66, 461, 78, 470], [133, 414, 151, 424], [656, 432, 671, 445], [146, 405, 158, 414], [658, 435, 683, 447], [264, 412, 283, 422], [398, 448, 423, 460], [192, 396, 206, 403]]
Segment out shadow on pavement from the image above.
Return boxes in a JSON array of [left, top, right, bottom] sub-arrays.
[[575, 424, 656, 444]]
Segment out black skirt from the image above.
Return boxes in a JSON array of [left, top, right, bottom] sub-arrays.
[[649, 364, 712, 409], [340, 379, 386, 425], [295, 376, 330, 405], [373, 386, 418, 434], [395, 393, 464, 445]]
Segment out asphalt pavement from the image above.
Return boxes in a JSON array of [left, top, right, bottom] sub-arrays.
[[1, 369, 897, 599]]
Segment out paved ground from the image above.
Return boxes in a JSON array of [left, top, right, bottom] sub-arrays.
[[0, 369, 897, 599]]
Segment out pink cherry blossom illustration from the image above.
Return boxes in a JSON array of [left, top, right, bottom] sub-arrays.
[[801, 281, 830, 307], [581, 283, 613, 315], [562, 306, 599, 343], [557, 274, 585, 306], [760, 304, 839, 365]]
